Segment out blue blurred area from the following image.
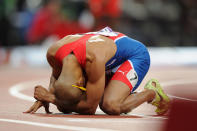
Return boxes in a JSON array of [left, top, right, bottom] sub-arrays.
[[0, 0, 196, 47]]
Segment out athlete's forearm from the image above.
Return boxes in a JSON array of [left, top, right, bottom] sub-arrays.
[[48, 74, 56, 93], [59, 96, 96, 115], [53, 98, 81, 114], [74, 84, 102, 115], [74, 100, 96, 115], [55, 92, 96, 115]]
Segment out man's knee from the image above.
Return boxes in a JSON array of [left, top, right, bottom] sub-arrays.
[[101, 99, 121, 115]]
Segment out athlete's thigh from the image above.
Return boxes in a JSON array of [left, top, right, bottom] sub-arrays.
[[102, 60, 138, 103], [102, 79, 131, 104]]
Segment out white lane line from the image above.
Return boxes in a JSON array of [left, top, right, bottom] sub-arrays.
[[168, 95, 197, 102], [7, 80, 120, 130], [9, 83, 34, 102], [162, 78, 197, 102], [7, 77, 197, 128], [10, 78, 197, 102], [9, 78, 197, 103], [68, 118, 164, 123], [0, 118, 117, 131], [8, 80, 167, 119], [162, 78, 197, 87], [9, 80, 47, 102]]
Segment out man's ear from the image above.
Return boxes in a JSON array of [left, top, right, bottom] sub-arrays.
[[77, 75, 85, 87]]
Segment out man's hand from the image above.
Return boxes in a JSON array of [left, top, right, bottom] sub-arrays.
[[34, 85, 49, 101], [24, 85, 53, 114], [24, 101, 52, 114], [34, 85, 55, 103]]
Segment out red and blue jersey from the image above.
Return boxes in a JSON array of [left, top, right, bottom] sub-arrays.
[[55, 27, 150, 91]]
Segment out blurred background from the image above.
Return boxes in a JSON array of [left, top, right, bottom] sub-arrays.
[[0, 1, 197, 130], [0, 0, 197, 66]]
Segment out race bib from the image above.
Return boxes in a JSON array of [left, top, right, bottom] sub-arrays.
[[126, 69, 138, 87], [86, 27, 118, 36]]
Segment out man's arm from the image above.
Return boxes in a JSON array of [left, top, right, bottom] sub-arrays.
[[48, 70, 57, 94], [24, 70, 57, 114], [75, 54, 106, 114]]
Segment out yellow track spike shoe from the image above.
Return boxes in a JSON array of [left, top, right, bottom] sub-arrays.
[[144, 79, 170, 115]]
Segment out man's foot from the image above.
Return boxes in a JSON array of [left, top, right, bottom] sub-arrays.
[[144, 79, 170, 115]]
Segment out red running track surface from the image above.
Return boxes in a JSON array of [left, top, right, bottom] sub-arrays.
[[0, 65, 197, 131]]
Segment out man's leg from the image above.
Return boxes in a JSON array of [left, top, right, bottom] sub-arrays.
[[100, 80, 155, 115]]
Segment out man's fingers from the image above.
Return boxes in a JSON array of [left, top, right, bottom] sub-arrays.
[[30, 101, 43, 114], [24, 101, 42, 114], [34, 94, 40, 101], [23, 102, 37, 113], [24, 107, 34, 113], [24, 105, 33, 113], [24, 101, 52, 114]]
